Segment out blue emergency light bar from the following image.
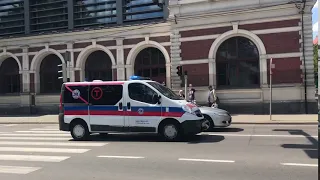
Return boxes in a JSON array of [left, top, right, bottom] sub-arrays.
[[129, 76, 151, 80]]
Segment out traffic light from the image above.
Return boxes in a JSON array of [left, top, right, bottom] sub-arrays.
[[58, 63, 67, 82], [176, 66, 182, 76]]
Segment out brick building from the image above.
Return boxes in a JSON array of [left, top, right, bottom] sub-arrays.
[[0, 0, 317, 114]]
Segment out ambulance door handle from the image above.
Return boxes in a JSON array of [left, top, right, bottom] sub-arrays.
[[127, 102, 131, 110], [119, 102, 123, 110]]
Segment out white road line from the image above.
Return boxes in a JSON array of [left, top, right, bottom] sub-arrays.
[[0, 147, 89, 153], [0, 165, 41, 174], [98, 155, 145, 159], [179, 158, 235, 163], [0, 137, 71, 140], [0, 141, 107, 147], [15, 131, 68, 134], [206, 133, 318, 138], [3, 124, 18, 127], [0, 155, 70, 162], [281, 163, 318, 167], [0, 133, 70, 137], [30, 128, 58, 131]]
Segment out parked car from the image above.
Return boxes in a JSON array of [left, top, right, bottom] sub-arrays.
[[197, 106, 232, 131]]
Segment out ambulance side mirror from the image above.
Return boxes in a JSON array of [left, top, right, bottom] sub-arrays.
[[152, 94, 161, 104]]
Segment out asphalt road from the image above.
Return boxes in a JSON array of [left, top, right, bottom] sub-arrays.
[[0, 124, 317, 180]]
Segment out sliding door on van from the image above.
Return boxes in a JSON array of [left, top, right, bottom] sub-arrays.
[[88, 84, 124, 132], [125, 82, 162, 132]]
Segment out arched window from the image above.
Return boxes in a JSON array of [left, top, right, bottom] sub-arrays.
[[40, 54, 63, 93], [85, 50, 113, 81], [216, 36, 260, 88], [0, 58, 20, 94], [134, 47, 166, 83]]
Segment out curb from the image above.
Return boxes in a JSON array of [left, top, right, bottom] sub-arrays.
[[232, 122, 318, 125]]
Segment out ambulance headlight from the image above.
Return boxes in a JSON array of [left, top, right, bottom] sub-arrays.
[[182, 105, 195, 115]]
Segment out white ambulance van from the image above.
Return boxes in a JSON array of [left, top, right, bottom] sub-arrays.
[[59, 76, 204, 141]]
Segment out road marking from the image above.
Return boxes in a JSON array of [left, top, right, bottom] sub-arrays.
[[0, 165, 41, 174], [0, 137, 71, 140], [281, 163, 318, 167], [206, 133, 318, 138], [30, 128, 58, 131], [98, 155, 145, 159], [0, 155, 70, 162], [0, 141, 107, 147], [178, 158, 235, 163], [3, 124, 17, 127], [0, 147, 89, 153], [15, 131, 68, 134], [0, 133, 70, 137]]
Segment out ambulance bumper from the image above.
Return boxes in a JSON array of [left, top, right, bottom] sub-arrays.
[[181, 120, 203, 135]]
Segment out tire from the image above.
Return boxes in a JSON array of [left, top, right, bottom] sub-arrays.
[[202, 114, 214, 132], [70, 121, 89, 141], [159, 121, 181, 142]]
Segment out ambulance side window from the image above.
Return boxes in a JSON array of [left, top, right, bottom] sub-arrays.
[[63, 86, 89, 104], [89, 85, 123, 105], [128, 83, 157, 104]]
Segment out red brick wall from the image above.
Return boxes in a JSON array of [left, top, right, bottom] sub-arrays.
[[149, 36, 170, 43], [267, 57, 302, 84], [259, 32, 300, 54], [123, 38, 144, 45], [181, 26, 232, 38], [239, 19, 300, 31], [74, 71, 80, 82], [49, 44, 67, 50], [181, 39, 214, 60], [74, 42, 91, 49], [113, 69, 117, 81], [30, 73, 35, 93], [97, 40, 116, 47], [183, 63, 209, 86]]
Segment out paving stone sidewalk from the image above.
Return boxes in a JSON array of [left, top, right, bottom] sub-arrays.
[[0, 114, 317, 124]]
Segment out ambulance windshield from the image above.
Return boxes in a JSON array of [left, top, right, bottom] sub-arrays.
[[147, 82, 183, 100]]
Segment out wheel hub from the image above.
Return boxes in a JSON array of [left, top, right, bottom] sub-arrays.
[[73, 124, 85, 138], [164, 125, 177, 139]]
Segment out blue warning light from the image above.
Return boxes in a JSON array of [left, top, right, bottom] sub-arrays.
[[129, 76, 151, 80]]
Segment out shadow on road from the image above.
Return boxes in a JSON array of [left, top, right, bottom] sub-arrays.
[[273, 129, 318, 159], [72, 133, 225, 144], [207, 127, 244, 133]]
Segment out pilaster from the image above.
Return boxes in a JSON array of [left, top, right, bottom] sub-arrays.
[[116, 38, 125, 80]]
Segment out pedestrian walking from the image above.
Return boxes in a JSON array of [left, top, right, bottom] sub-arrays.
[[188, 84, 196, 104], [178, 90, 185, 99]]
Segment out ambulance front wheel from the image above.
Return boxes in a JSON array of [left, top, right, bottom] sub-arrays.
[[159, 120, 181, 141], [70, 120, 89, 141]]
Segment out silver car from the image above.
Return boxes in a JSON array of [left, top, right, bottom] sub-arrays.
[[198, 106, 232, 131]]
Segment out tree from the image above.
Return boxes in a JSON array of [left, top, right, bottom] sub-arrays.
[[314, 44, 318, 88]]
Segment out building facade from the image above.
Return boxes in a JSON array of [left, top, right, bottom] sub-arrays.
[[0, 0, 317, 114]]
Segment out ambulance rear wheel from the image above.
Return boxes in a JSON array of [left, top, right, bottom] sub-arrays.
[[160, 121, 181, 141], [70, 120, 89, 141]]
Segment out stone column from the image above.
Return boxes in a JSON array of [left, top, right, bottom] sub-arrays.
[[260, 54, 268, 88], [20, 46, 31, 114], [208, 58, 215, 87], [116, 38, 126, 80], [67, 42, 75, 82], [170, 30, 182, 90]]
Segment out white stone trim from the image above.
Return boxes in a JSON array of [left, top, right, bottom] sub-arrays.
[[75, 44, 116, 82], [208, 29, 267, 86], [179, 26, 301, 43], [251, 26, 301, 35], [266, 52, 302, 59], [177, 15, 300, 31], [125, 40, 171, 88], [30, 48, 65, 93], [180, 59, 209, 65], [180, 35, 220, 42], [0, 52, 22, 72]]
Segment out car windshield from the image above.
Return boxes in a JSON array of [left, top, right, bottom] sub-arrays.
[[147, 82, 183, 100]]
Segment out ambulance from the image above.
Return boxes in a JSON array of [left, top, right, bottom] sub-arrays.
[[59, 76, 204, 141]]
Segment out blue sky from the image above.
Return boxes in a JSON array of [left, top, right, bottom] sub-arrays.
[[312, 0, 318, 39]]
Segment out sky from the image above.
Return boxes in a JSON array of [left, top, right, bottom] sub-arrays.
[[313, 0, 318, 39]]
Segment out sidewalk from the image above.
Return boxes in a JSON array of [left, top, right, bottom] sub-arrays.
[[0, 114, 317, 124]]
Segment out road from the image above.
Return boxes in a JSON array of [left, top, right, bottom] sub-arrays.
[[0, 124, 317, 180]]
